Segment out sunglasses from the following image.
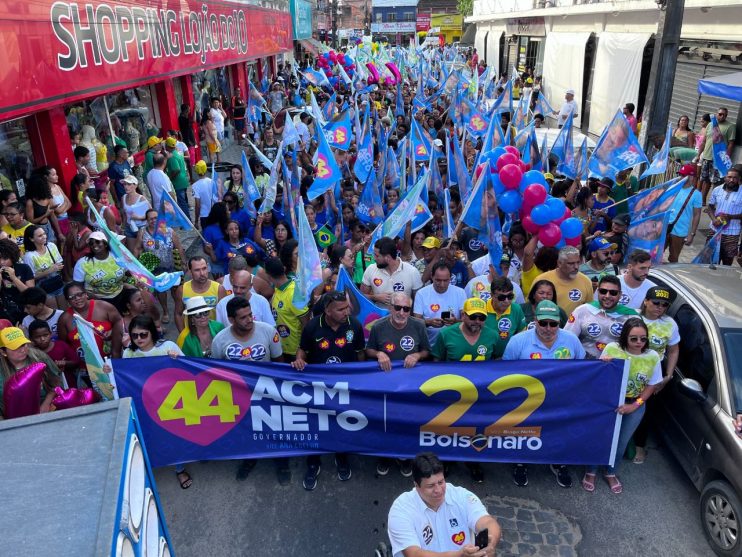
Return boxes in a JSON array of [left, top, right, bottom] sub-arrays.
[[66, 292, 86, 300], [467, 314, 487, 322], [629, 336, 648, 343], [130, 331, 150, 340], [598, 288, 619, 296], [495, 293, 515, 301], [537, 320, 559, 328], [393, 304, 411, 313], [649, 299, 670, 308], [192, 310, 211, 318]]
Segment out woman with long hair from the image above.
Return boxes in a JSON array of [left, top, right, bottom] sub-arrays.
[[672, 114, 695, 148], [120, 287, 162, 347], [521, 279, 568, 328], [280, 238, 299, 279], [582, 317, 662, 494], [25, 172, 62, 245], [214, 220, 262, 271], [36, 165, 72, 239], [0, 189, 18, 229], [255, 217, 291, 258], [84, 188, 118, 232], [201, 201, 230, 276], [176, 296, 225, 358], [571, 186, 596, 236], [224, 164, 245, 204], [121, 176, 150, 251], [22, 225, 65, 308]]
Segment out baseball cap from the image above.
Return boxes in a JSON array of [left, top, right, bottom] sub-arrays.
[[565, 89, 575, 95], [0, 327, 31, 351], [526, 77, 534, 84], [613, 214, 630, 227], [422, 237, 441, 249], [165, 137, 178, 148], [645, 286, 677, 304], [597, 178, 614, 190], [543, 172, 554, 181], [88, 230, 108, 243], [463, 298, 488, 317], [588, 237, 617, 253], [147, 136, 162, 149], [121, 175, 138, 185], [194, 160, 208, 175], [678, 163, 696, 176], [500, 253, 511, 265], [534, 300, 561, 322]]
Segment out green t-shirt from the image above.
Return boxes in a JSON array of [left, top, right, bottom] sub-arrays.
[[166, 151, 190, 191], [612, 176, 639, 213], [432, 323, 500, 362], [353, 250, 375, 285], [485, 302, 527, 358]]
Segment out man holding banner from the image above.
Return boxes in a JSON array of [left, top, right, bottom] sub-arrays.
[[699, 107, 736, 205], [705, 167, 742, 266]]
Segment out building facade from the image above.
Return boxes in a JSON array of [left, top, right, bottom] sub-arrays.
[[371, 0, 418, 44], [467, 0, 742, 155]]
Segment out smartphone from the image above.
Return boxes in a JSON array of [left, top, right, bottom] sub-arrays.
[[475, 528, 488, 550], [441, 311, 451, 320]]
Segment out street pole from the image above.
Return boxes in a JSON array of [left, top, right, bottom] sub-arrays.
[[638, 0, 685, 153], [332, 0, 338, 49]]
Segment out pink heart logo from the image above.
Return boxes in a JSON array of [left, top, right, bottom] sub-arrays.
[[142, 367, 252, 446]]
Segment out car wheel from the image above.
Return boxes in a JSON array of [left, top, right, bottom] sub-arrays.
[[700, 480, 742, 557]]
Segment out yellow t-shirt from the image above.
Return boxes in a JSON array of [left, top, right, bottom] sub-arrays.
[[533, 269, 594, 317], [2, 223, 31, 256], [182, 280, 220, 320], [520, 265, 544, 300], [271, 280, 309, 356]]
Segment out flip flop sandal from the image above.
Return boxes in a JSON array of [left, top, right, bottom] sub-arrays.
[[177, 471, 192, 489], [581, 473, 596, 493], [604, 474, 622, 494], [633, 447, 647, 464], [162, 314, 170, 324]]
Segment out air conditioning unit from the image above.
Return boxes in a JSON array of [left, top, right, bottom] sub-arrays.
[[0, 399, 173, 557]]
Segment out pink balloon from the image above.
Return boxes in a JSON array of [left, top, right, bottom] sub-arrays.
[[2, 362, 47, 419], [521, 214, 541, 234], [385, 62, 401, 86], [500, 164, 524, 190], [496, 152, 520, 172], [558, 206, 572, 223], [329, 51, 338, 63], [504, 145, 520, 157], [52, 387, 100, 410], [523, 184, 548, 207], [566, 236, 582, 247], [366, 63, 379, 85], [539, 222, 563, 247], [520, 161, 531, 172]]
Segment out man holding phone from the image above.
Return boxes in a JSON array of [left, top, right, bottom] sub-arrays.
[[387, 452, 500, 557], [413, 262, 467, 345]]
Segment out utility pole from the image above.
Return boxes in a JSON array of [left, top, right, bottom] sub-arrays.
[[332, 0, 338, 49], [638, 0, 685, 152]]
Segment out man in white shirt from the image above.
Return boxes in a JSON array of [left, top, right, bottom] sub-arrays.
[[387, 452, 500, 557], [413, 262, 467, 344], [146, 153, 174, 210], [296, 113, 313, 151], [215, 270, 274, 327], [554, 89, 578, 128], [361, 237, 423, 307], [618, 250, 656, 309], [191, 160, 218, 228]]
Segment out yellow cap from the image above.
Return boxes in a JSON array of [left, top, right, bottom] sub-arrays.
[[147, 136, 162, 149], [463, 298, 488, 316], [165, 137, 177, 148], [422, 236, 441, 249], [0, 327, 31, 351], [194, 160, 208, 175], [543, 172, 555, 181]]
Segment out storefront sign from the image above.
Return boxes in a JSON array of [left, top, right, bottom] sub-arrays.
[[505, 17, 546, 37], [430, 13, 463, 32], [416, 14, 431, 32], [290, 0, 313, 40], [0, 0, 293, 120], [371, 22, 416, 33], [113, 357, 627, 468]]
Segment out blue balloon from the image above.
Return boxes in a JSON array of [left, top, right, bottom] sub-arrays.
[[490, 147, 507, 161], [499, 190, 522, 213], [560, 217, 584, 239], [531, 203, 552, 226], [524, 170, 548, 189], [518, 178, 530, 193], [491, 173, 506, 195], [545, 197, 566, 221], [555, 237, 567, 249]]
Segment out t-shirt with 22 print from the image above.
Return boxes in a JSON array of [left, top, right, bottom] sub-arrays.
[[533, 269, 594, 317], [432, 323, 500, 362], [210, 322, 283, 361], [366, 315, 431, 361]]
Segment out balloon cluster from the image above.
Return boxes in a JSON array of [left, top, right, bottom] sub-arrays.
[[2, 362, 47, 419], [487, 146, 582, 248], [316, 50, 356, 88]]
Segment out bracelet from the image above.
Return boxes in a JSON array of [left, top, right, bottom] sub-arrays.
[[635, 397, 645, 406]]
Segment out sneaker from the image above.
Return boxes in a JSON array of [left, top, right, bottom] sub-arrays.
[[550, 465, 573, 488], [468, 463, 484, 483], [335, 455, 352, 481], [276, 459, 291, 486], [376, 458, 391, 476], [302, 464, 321, 491], [236, 459, 257, 481], [374, 542, 391, 557], [512, 464, 528, 487], [398, 459, 413, 478]]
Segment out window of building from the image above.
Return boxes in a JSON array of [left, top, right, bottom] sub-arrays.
[[375, 12, 382, 22], [0, 118, 35, 197], [387, 13, 396, 22], [192, 68, 233, 124], [403, 11, 414, 22]]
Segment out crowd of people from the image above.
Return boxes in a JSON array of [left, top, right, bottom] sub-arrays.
[[0, 45, 740, 543]]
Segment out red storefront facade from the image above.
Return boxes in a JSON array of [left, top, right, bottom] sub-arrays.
[[0, 0, 293, 194]]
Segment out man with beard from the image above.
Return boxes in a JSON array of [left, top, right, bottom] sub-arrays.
[[618, 250, 656, 310], [361, 237, 422, 307], [564, 275, 637, 359], [579, 237, 618, 288], [706, 167, 742, 266], [431, 298, 499, 363], [534, 246, 593, 316]]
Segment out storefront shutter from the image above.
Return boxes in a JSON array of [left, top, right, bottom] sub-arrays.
[[669, 60, 739, 132]]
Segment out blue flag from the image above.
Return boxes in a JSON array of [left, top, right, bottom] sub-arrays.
[[292, 204, 324, 309], [259, 142, 284, 214], [323, 110, 353, 151], [410, 118, 432, 162], [460, 165, 488, 230], [443, 188, 455, 238], [308, 123, 342, 201], [452, 131, 471, 203], [356, 173, 384, 226], [241, 150, 262, 219], [302, 68, 331, 89], [692, 229, 723, 265], [154, 189, 194, 242], [550, 112, 573, 163], [556, 116, 577, 178], [640, 123, 672, 179], [354, 124, 374, 185], [626, 210, 670, 265], [335, 267, 389, 341], [588, 109, 649, 181], [368, 171, 429, 253], [710, 115, 733, 176], [627, 177, 685, 221]]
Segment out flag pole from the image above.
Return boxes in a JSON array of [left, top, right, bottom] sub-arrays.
[[162, 189, 209, 245]]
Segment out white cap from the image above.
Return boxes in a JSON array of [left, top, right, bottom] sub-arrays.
[[565, 89, 575, 95], [433, 139, 444, 147]]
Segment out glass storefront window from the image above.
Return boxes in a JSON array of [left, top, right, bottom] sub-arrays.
[[173, 78, 184, 113], [0, 119, 34, 196], [192, 68, 233, 124]]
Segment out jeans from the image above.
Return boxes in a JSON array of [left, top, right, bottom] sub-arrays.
[[175, 189, 190, 221], [588, 403, 645, 475]]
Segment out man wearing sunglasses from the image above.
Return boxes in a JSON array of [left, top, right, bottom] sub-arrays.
[[564, 275, 637, 359], [484, 276, 527, 359], [368, 292, 430, 372], [503, 300, 585, 488], [579, 237, 618, 287]]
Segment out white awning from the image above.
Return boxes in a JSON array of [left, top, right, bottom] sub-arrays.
[[542, 32, 591, 128], [588, 32, 651, 136]]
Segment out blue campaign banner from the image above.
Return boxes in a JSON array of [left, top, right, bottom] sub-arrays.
[[113, 358, 627, 469]]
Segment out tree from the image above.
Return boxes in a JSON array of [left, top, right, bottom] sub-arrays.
[[457, 0, 473, 17]]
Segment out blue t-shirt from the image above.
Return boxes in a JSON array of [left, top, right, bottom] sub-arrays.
[[668, 187, 702, 238], [230, 208, 253, 237], [108, 160, 133, 199], [450, 260, 468, 288], [215, 238, 264, 269], [203, 223, 223, 247], [592, 196, 617, 233], [502, 328, 586, 360]]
